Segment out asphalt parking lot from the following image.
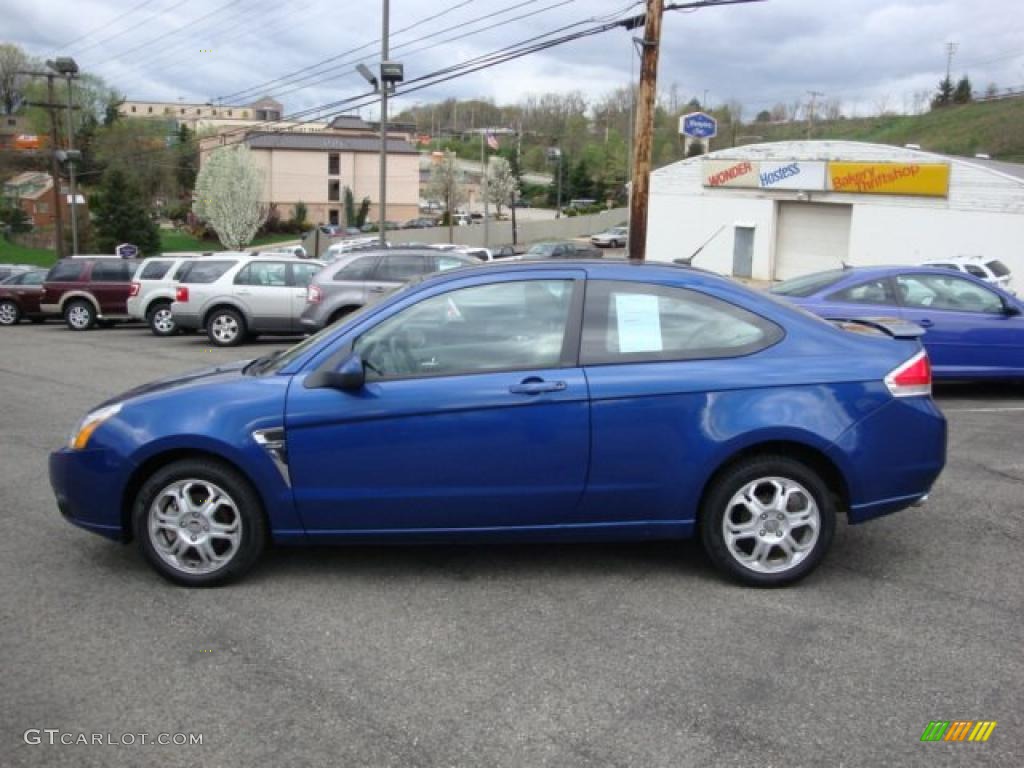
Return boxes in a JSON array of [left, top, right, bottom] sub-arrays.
[[2, 321, 1022, 767]]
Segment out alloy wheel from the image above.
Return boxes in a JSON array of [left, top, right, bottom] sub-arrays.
[[147, 479, 243, 576], [721, 476, 821, 574], [0, 301, 18, 325], [151, 307, 176, 334], [67, 304, 93, 330], [211, 314, 239, 344]]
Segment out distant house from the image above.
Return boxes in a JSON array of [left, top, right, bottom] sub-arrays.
[[2, 171, 87, 234], [0, 115, 41, 152]]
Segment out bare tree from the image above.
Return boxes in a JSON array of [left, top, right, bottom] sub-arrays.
[[823, 99, 843, 120], [725, 99, 745, 126], [769, 102, 788, 122], [486, 156, 519, 218], [0, 43, 32, 114], [427, 152, 466, 216], [872, 93, 892, 116], [787, 99, 803, 121], [193, 145, 267, 250]]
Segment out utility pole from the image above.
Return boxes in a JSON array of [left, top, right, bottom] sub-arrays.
[[447, 152, 455, 244], [480, 132, 489, 247], [626, 0, 665, 262], [377, 0, 390, 247], [945, 41, 958, 85], [805, 90, 824, 139], [58, 66, 81, 255]]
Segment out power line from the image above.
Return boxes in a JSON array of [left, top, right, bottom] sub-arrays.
[[54, 0, 165, 52], [69, 0, 196, 56]]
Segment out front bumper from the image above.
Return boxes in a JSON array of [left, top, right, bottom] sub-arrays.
[[50, 447, 132, 541]]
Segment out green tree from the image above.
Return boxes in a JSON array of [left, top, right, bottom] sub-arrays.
[[176, 124, 198, 193], [952, 75, 973, 104], [94, 119, 176, 206], [931, 76, 954, 109], [343, 186, 356, 226], [290, 201, 309, 232], [0, 203, 32, 233], [356, 197, 371, 227], [91, 169, 161, 255]]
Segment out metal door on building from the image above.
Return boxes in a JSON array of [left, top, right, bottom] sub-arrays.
[[774, 202, 852, 280], [732, 226, 754, 278]]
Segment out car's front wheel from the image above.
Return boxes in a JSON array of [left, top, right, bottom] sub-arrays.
[[147, 301, 177, 336], [133, 459, 267, 587], [206, 308, 245, 347], [65, 300, 96, 331], [701, 455, 835, 587], [0, 299, 20, 325]]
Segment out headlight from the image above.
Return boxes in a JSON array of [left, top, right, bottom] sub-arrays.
[[68, 403, 122, 450]]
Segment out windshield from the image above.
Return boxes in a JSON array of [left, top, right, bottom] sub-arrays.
[[986, 260, 1010, 277], [771, 270, 847, 297]]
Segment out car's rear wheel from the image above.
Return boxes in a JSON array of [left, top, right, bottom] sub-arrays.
[[65, 300, 95, 331], [701, 455, 835, 587], [207, 308, 245, 347], [147, 301, 177, 336], [133, 459, 267, 587], [0, 300, 20, 325]]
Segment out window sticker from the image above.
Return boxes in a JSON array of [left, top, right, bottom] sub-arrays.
[[615, 293, 662, 353]]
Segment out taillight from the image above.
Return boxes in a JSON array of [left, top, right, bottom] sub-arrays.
[[307, 284, 322, 304], [128, 281, 140, 297], [885, 350, 932, 397], [175, 286, 189, 302]]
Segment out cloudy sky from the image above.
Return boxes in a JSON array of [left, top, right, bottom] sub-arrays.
[[6, 0, 1023, 120]]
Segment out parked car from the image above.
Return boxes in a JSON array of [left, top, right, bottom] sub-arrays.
[[323, 237, 388, 262], [300, 248, 478, 331], [0, 268, 48, 325], [921, 255, 1014, 295], [51, 261, 945, 587], [401, 217, 438, 229], [40, 257, 141, 330], [171, 255, 325, 346], [0, 263, 33, 281], [255, 245, 308, 260], [520, 241, 602, 260], [428, 243, 494, 261], [127, 256, 204, 336], [771, 266, 1024, 379], [591, 226, 629, 248], [361, 221, 400, 232]]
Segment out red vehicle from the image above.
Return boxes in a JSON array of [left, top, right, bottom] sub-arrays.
[[40, 258, 141, 330], [0, 268, 49, 325]]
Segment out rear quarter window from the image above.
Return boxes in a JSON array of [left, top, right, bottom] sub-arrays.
[[90, 260, 137, 282], [139, 260, 172, 280], [986, 260, 1010, 278], [178, 260, 237, 284], [770, 270, 846, 297]]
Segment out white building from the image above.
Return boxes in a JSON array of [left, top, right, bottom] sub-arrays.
[[647, 140, 1024, 285]]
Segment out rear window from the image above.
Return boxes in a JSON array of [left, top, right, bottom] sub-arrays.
[[770, 270, 846, 297], [139, 260, 173, 280], [178, 260, 236, 284], [172, 260, 194, 280], [46, 261, 85, 282], [986, 260, 1010, 277]]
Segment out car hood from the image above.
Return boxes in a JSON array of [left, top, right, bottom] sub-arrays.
[[96, 359, 252, 410]]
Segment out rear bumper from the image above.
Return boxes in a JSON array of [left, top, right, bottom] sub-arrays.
[[172, 310, 202, 330], [50, 447, 132, 541], [829, 395, 947, 524], [126, 296, 145, 320]]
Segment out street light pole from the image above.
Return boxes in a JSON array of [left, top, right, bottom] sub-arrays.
[[378, 0, 390, 247]]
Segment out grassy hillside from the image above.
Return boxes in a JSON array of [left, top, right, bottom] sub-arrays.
[[743, 98, 1024, 161]]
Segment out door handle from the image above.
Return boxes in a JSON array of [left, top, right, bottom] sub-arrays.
[[509, 379, 567, 395], [918, 318, 934, 328], [236, 289, 251, 296], [369, 286, 386, 293]]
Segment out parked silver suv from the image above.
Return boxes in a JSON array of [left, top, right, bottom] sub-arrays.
[[128, 255, 206, 336], [171, 254, 325, 346], [300, 248, 478, 331]]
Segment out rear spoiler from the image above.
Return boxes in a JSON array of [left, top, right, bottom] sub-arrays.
[[825, 316, 925, 339]]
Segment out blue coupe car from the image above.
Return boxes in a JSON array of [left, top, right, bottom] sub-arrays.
[[772, 266, 1024, 380], [50, 261, 946, 587]]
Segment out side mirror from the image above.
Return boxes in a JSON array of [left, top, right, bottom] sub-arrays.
[[305, 352, 366, 391], [1004, 303, 1021, 317]]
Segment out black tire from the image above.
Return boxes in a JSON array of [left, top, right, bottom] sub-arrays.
[[206, 307, 245, 347], [700, 455, 836, 587], [147, 301, 178, 336], [64, 299, 96, 331], [133, 458, 267, 587], [0, 299, 20, 326]]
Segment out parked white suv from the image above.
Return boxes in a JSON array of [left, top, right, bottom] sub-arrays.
[[171, 254, 325, 346], [922, 256, 1015, 294], [128, 255, 205, 336]]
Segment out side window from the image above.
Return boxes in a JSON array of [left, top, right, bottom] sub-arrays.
[[374, 254, 427, 282], [434, 255, 469, 272], [180, 260, 236, 284], [139, 260, 172, 280], [91, 261, 134, 282], [21, 272, 45, 285], [897, 274, 1004, 314], [581, 281, 782, 365], [333, 255, 379, 281], [235, 261, 288, 286], [46, 261, 84, 282], [964, 264, 987, 279], [354, 279, 574, 380], [172, 260, 193, 280], [826, 279, 895, 305], [290, 262, 321, 288]]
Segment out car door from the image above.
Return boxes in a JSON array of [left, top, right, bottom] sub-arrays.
[[362, 253, 429, 299], [9, 271, 45, 313], [577, 279, 785, 524], [232, 261, 292, 331], [89, 260, 136, 313], [285, 270, 591, 534], [288, 262, 323, 330], [895, 272, 1024, 376]]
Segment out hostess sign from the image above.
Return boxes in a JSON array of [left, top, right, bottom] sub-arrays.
[[680, 112, 718, 139], [703, 159, 949, 197]]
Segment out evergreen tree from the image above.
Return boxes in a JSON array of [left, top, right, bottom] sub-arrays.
[[931, 76, 954, 109], [91, 169, 161, 254], [952, 75, 973, 104], [176, 124, 198, 194]]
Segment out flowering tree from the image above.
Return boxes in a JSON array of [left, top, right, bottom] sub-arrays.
[[486, 156, 518, 218], [193, 144, 267, 249]]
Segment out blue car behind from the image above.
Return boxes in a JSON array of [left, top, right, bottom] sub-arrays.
[[772, 265, 1024, 380], [50, 261, 946, 587]]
